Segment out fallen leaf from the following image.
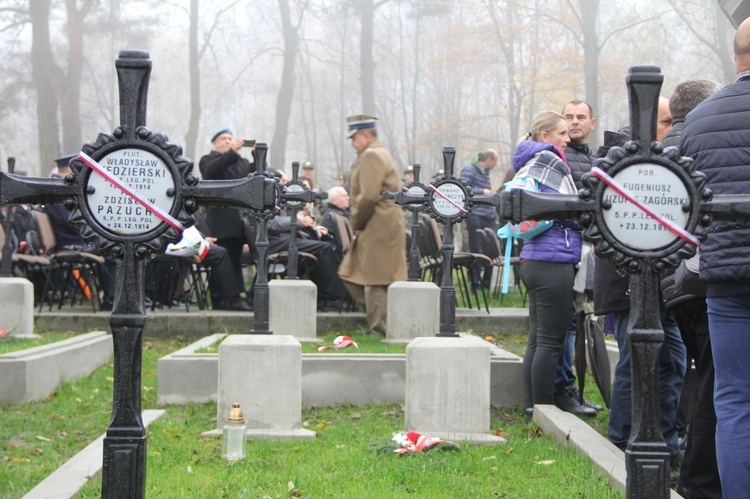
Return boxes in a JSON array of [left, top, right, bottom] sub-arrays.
[[34, 448, 43, 455], [349, 412, 361, 419], [536, 460, 556, 465], [566, 431, 571, 441], [482, 455, 497, 461], [287, 481, 295, 491], [187, 465, 193, 474], [505, 447, 514, 455], [36, 436, 51, 443]]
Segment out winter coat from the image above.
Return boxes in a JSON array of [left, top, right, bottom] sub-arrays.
[[661, 119, 684, 149], [681, 77, 750, 291], [511, 141, 581, 265], [460, 162, 496, 219], [198, 150, 255, 240], [565, 140, 594, 189], [338, 139, 407, 286]]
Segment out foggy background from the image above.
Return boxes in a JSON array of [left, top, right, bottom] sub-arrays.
[[0, 0, 735, 189]]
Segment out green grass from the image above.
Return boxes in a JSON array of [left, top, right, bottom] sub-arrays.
[[0, 332, 76, 354], [0, 336, 192, 499], [76, 403, 619, 498], [3, 332, 618, 498]]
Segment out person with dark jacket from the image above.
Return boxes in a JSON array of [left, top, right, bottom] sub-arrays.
[[267, 208, 347, 310], [513, 111, 580, 420], [460, 148, 499, 290], [593, 116, 687, 472], [320, 185, 350, 242], [661, 79, 723, 499], [562, 100, 596, 189], [681, 19, 750, 496], [554, 100, 599, 417], [199, 128, 255, 286]]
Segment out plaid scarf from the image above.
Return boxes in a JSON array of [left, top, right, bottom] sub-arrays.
[[518, 150, 577, 195]]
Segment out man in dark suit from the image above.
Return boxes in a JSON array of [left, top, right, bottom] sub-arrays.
[[199, 128, 255, 289]]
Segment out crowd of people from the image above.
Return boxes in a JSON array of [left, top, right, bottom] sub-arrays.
[[7, 16, 750, 498]]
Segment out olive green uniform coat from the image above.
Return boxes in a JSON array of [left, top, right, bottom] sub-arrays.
[[338, 139, 407, 286]]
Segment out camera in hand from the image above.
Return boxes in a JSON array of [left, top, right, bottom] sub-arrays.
[[242, 139, 256, 148]]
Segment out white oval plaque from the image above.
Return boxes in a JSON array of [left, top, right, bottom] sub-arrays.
[[431, 182, 466, 218], [86, 148, 176, 235], [407, 185, 426, 196], [602, 163, 689, 250]]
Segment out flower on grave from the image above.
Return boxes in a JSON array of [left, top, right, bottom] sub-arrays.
[[391, 431, 460, 454], [0, 329, 7, 338], [317, 335, 359, 352]]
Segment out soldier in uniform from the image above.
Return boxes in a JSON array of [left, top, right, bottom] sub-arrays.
[[338, 115, 407, 336]]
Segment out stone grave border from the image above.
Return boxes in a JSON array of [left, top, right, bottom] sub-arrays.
[[0, 331, 112, 403]]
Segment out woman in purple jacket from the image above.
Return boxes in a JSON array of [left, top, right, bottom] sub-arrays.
[[513, 111, 581, 418]]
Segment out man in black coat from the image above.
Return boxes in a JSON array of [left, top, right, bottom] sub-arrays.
[[681, 19, 750, 496], [553, 100, 599, 417], [562, 100, 596, 189], [199, 128, 255, 287]]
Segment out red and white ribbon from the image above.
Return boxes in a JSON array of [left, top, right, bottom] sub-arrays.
[[78, 151, 186, 233], [591, 166, 698, 248], [317, 335, 359, 352]]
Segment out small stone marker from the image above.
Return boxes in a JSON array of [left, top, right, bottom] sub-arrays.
[[207, 334, 315, 440]]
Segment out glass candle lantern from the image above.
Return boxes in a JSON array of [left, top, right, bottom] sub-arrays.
[[221, 402, 247, 461]]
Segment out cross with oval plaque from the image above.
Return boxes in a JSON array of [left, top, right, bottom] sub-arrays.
[[0, 51, 313, 498], [385, 148, 501, 336], [495, 65, 750, 499]]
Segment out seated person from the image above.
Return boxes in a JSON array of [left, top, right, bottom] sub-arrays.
[[267, 208, 347, 309], [151, 220, 251, 311], [320, 185, 350, 244], [45, 154, 116, 310]]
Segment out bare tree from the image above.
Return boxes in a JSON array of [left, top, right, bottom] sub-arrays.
[[185, 0, 201, 160], [270, 0, 307, 171], [29, 0, 60, 170]]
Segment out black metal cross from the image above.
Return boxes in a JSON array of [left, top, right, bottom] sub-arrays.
[[497, 65, 730, 498], [385, 148, 500, 336], [281, 161, 327, 280], [0, 50, 311, 498], [402, 163, 427, 281]]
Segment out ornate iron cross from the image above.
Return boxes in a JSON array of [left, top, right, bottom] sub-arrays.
[[385, 148, 500, 336], [0, 51, 312, 498], [498, 65, 729, 498]]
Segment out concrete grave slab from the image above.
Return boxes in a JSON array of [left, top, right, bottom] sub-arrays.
[[405, 335, 506, 444], [386, 281, 440, 343], [269, 279, 319, 341], [206, 334, 315, 440], [0, 277, 35, 336], [0, 331, 112, 403]]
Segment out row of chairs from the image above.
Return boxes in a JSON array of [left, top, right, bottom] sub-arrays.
[[475, 227, 526, 304]]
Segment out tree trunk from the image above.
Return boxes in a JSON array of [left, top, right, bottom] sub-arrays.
[[580, 0, 600, 149], [359, 0, 375, 115], [185, 0, 201, 162], [60, 0, 85, 153], [270, 0, 299, 172], [29, 0, 61, 172]]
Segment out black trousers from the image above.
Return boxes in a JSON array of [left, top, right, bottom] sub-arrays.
[[293, 238, 347, 302], [521, 260, 575, 407], [215, 236, 247, 290], [203, 244, 244, 304], [672, 299, 722, 498]]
